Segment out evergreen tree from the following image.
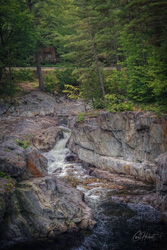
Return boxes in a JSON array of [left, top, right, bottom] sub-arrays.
[[119, 0, 167, 106], [63, 0, 107, 106], [0, 0, 36, 82]]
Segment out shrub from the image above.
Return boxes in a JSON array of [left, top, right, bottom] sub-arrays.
[[15, 138, 31, 149], [106, 94, 134, 112], [44, 71, 58, 92], [0, 78, 20, 96], [56, 68, 78, 91], [12, 69, 35, 82], [63, 84, 81, 99], [76, 112, 85, 122]]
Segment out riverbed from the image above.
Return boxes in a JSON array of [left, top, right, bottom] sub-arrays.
[[8, 129, 167, 250]]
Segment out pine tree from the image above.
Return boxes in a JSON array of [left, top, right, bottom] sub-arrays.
[[63, 0, 107, 106], [27, 0, 70, 90], [0, 0, 36, 82]]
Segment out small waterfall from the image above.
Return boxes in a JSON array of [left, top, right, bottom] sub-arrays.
[[43, 129, 71, 175]]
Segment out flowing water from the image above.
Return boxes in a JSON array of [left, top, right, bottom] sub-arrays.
[[10, 128, 167, 250]]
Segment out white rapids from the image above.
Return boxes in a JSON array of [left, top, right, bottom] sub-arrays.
[[43, 129, 72, 176], [43, 127, 107, 204]]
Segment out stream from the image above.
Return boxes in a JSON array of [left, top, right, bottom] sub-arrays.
[[10, 129, 167, 250]]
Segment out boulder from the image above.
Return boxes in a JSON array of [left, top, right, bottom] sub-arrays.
[[26, 148, 48, 177], [0, 141, 48, 180], [0, 116, 61, 152], [0, 176, 96, 248], [0, 141, 27, 178]]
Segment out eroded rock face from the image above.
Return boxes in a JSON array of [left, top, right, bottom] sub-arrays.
[[0, 177, 15, 225], [68, 111, 167, 183], [155, 153, 167, 221], [0, 141, 27, 178], [0, 176, 96, 248]]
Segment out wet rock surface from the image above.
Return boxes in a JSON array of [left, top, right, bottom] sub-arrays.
[[0, 176, 95, 249], [155, 152, 167, 222]]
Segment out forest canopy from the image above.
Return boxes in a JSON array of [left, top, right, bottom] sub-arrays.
[[0, 0, 167, 114]]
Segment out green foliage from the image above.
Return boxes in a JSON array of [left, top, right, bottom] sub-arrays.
[[63, 84, 81, 99], [91, 98, 105, 109], [73, 67, 105, 109], [0, 172, 7, 178], [106, 94, 134, 112], [0, 77, 20, 96], [44, 71, 58, 92], [76, 110, 99, 122], [0, 172, 11, 180], [15, 139, 31, 149], [0, 0, 166, 114], [4, 182, 14, 191], [140, 104, 167, 117], [43, 69, 79, 93], [0, 172, 14, 191], [76, 112, 85, 122], [86, 111, 99, 118], [12, 69, 35, 82], [0, 0, 37, 72], [56, 69, 78, 91]]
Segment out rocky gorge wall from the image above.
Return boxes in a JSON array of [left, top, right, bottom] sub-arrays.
[[0, 91, 95, 248], [68, 111, 167, 183]]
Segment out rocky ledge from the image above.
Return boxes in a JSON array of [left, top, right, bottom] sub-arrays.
[[68, 111, 167, 183]]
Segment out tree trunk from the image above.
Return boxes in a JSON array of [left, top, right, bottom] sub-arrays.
[[35, 51, 45, 91], [27, 0, 33, 12], [27, 1, 44, 91], [87, 21, 106, 105]]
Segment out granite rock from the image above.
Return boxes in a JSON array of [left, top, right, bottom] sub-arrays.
[[0, 176, 96, 248], [68, 111, 167, 183]]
